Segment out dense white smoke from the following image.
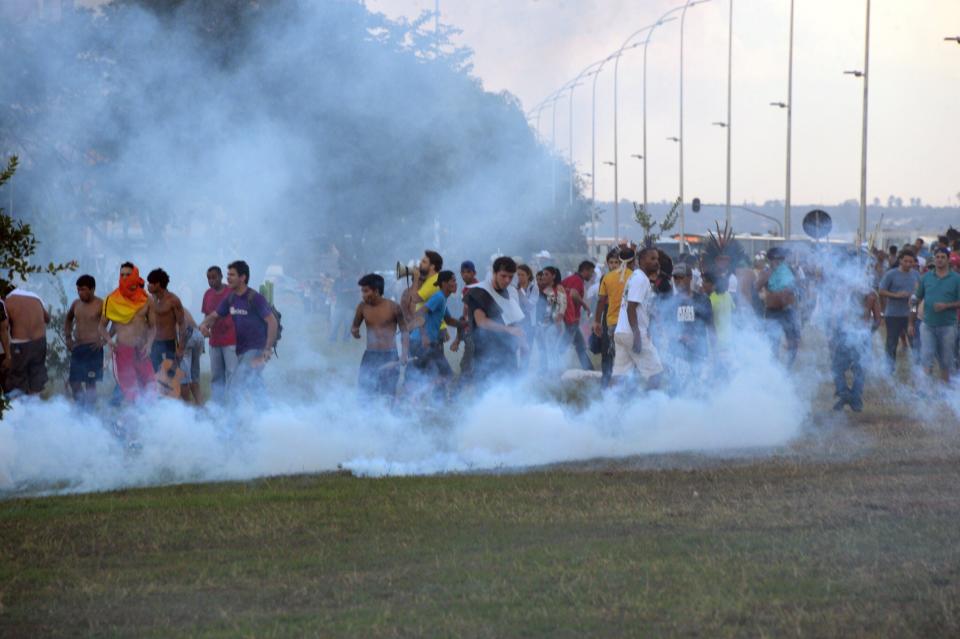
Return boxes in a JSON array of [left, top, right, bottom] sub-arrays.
[[0, 324, 806, 496]]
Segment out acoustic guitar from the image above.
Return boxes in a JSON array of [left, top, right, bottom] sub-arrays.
[[156, 357, 185, 399]]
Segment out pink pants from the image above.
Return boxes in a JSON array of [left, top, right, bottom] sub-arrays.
[[112, 344, 155, 401]]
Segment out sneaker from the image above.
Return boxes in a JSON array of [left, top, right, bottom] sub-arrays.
[[849, 397, 864, 413]]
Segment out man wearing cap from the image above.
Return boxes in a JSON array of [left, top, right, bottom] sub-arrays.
[[757, 247, 800, 366], [909, 246, 960, 382], [410, 271, 459, 393], [661, 262, 714, 388]]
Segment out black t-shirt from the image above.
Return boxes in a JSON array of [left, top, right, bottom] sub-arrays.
[[0, 300, 6, 324], [665, 291, 713, 356], [465, 287, 515, 374]]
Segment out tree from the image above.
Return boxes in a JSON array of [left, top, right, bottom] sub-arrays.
[[633, 198, 680, 247], [0, 156, 76, 418]]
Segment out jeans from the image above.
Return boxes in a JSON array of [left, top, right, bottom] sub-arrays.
[[230, 349, 266, 397], [884, 316, 910, 371], [830, 336, 864, 404], [764, 308, 799, 366], [600, 326, 616, 386], [209, 344, 238, 403], [563, 323, 594, 370], [920, 323, 957, 373]]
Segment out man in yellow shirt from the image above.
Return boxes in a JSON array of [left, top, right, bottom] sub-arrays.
[[403, 250, 445, 338], [593, 247, 634, 386]]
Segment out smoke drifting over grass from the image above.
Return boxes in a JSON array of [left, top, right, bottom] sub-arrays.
[[0, 327, 806, 496]]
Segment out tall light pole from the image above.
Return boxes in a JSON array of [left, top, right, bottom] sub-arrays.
[[641, 13, 681, 216], [678, 0, 711, 254], [857, 0, 871, 248], [784, 0, 795, 239], [724, 0, 733, 227]]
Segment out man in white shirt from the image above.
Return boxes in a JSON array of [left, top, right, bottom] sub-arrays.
[[612, 247, 664, 388]]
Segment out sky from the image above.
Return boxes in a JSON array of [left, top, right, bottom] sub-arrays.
[[367, 0, 960, 208]]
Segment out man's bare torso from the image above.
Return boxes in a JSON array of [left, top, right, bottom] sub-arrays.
[[69, 297, 103, 345], [360, 300, 403, 351], [151, 292, 184, 341], [5, 295, 46, 341], [112, 304, 150, 347]]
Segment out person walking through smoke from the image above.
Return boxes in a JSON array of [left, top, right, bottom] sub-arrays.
[[537, 266, 566, 373], [910, 247, 960, 384], [351, 273, 409, 401], [450, 260, 480, 383], [594, 248, 631, 387], [145, 269, 187, 372], [878, 249, 920, 374], [757, 247, 800, 367], [560, 260, 596, 371], [64, 274, 104, 408], [465, 256, 526, 385], [409, 271, 459, 395], [827, 255, 882, 412], [2, 284, 50, 398], [99, 263, 154, 402], [201, 266, 237, 402], [661, 262, 714, 391], [612, 247, 663, 389], [199, 260, 278, 394], [515, 264, 538, 370]]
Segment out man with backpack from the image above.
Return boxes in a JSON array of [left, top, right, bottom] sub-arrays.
[[199, 260, 279, 394]]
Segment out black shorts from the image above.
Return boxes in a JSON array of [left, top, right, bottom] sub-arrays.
[[359, 350, 399, 398], [69, 343, 104, 384], [150, 339, 177, 372], [5, 338, 48, 395]]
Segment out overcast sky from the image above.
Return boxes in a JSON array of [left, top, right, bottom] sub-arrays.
[[368, 0, 960, 208]]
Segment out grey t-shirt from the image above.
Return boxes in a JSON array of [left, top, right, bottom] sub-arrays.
[[879, 268, 920, 317]]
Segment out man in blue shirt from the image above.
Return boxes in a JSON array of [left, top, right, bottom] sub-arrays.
[[757, 246, 800, 367], [910, 247, 960, 382], [409, 270, 459, 390]]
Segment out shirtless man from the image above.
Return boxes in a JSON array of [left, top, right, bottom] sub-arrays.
[[2, 286, 50, 396], [144, 268, 187, 372], [352, 273, 409, 399], [99, 262, 154, 402], [64, 274, 104, 407]]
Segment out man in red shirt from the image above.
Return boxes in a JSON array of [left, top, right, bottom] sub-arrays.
[[201, 266, 237, 402], [561, 260, 595, 370]]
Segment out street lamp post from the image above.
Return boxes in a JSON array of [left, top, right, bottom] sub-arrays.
[[857, 0, 871, 248], [678, 0, 711, 254], [641, 13, 681, 216], [784, 0, 795, 239], [724, 0, 733, 227]]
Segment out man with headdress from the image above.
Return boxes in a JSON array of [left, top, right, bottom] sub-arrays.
[[99, 262, 154, 402]]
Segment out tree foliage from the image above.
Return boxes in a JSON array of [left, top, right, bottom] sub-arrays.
[[633, 198, 680, 247]]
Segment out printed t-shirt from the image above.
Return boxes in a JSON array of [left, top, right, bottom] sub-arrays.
[[615, 271, 655, 335], [666, 291, 713, 352], [915, 270, 960, 327], [202, 286, 236, 347], [216, 289, 272, 355], [561, 274, 585, 325], [878, 268, 920, 317], [418, 273, 445, 329], [411, 291, 447, 344], [598, 269, 632, 327]]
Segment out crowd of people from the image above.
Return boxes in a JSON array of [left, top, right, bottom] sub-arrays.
[[0, 259, 278, 410], [352, 232, 960, 412], [2, 231, 959, 421]]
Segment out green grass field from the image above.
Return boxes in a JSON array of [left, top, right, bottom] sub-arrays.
[[3, 393, 960, 638]]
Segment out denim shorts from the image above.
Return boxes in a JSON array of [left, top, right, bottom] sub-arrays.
[[920, 323, 957, 372]]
